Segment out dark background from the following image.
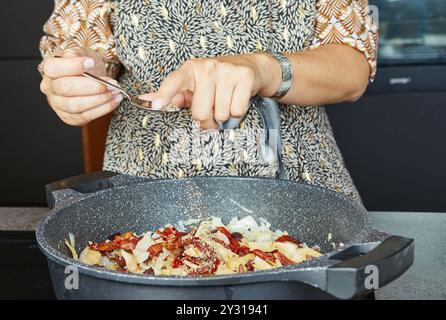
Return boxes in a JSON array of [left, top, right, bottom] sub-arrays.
[[0, 1, 83, 205], [0, 0, 445, 212]]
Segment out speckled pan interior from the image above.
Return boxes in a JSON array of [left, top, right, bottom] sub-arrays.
[[36, 176, 387, 285]]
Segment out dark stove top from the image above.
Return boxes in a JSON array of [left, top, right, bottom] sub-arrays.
[[0, 231, 55, 299]]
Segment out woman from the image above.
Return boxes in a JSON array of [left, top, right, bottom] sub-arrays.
[[39, 0, 377, 201]]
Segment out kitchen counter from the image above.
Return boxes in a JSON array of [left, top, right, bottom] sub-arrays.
[[0, 207, 49, 230], [0, 207, 445, 300], [371, 212, 446, 300]]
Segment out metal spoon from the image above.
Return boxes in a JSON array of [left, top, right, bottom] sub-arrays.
[[81, 72, 181, 112], [54, 55, 180, 112]]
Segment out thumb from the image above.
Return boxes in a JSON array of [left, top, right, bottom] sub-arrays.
[[151, 69, 190, 110]]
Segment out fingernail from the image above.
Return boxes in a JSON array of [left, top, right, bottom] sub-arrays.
[[110, 89, 121, 95], [114, 94, 123, 103], [152, 98, 166, 110], [83, 58, 95, 70]]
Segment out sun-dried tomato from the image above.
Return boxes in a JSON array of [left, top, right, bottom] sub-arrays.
[[157, 227, 186, 240], [147, 243, 164, 256], [215, 227, 241, 253], [89, 241, 118, 252], [143, 268, 155, 275], [172, 257, 183, 268], [238, 264, 244, 273], [181, 255, 202, 265], [120, 241, 136, 251], [275, 235, 301, 246], [231, 232, 243, 241], [106, 232, 122, 241], [114, 232, 138, 243], [211, 258, 220, 273], [156, 227, 188, 251], [165, 238, 183, 250], [92, 232, 141, 251], [237, 245, 250, 256], [108, 254, 126, 268], [181, 237, 193, 246], [211, 236, 249, 257], [245, 259, 255, 271], [272, 250, 295, 266], [192, 237, 215, 256], [250, 249, 276, 264], [211, 237, 228, 248]]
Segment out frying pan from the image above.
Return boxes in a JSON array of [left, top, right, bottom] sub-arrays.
[[36, 171, 414, 299]]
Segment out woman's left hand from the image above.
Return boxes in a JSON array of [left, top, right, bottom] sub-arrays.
[[139, 54, 277, 129]]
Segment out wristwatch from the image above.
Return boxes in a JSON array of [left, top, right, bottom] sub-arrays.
[[269, 52, 293, 99]]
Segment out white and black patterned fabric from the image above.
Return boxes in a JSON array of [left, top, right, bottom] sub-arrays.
[[103, 0, 361, 201]]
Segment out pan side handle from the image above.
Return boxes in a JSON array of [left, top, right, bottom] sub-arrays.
[[46, 171, 143, 209], [326, 235, 414, 299]]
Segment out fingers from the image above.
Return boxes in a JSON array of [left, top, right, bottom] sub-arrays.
[[151, 70, 188, 110], [214, 82, 234, 122], [54, 100, 119, 126], [43, 55, 95, 78], [48, 91, 121, 114], [40, 47, 120, 126], [170, 91, 193, 108], [143, 58, 256, 129], [191, 72, 219, 129], [41, 75, 118, 96], [191, 76, 215, 123], [40, 76, 52, 95], [50, 76, 111, 97], [230, 81, 252, 119]]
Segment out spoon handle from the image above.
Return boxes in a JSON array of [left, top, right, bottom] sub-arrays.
[[81, 72, 131, 101], [53, 54, 131, 100]]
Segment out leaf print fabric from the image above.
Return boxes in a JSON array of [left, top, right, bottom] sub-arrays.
[[39, 0, 379, 202]]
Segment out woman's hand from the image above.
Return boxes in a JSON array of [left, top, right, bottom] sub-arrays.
[[139, 54, 277, 129], [40, 47, 123, 126]]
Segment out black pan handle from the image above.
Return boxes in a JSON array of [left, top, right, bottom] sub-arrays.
[[326, 235, 414, 299], [46, 171, 123, 209]]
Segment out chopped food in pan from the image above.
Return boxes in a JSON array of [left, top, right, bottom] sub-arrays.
[[65, 216, 322, 276]]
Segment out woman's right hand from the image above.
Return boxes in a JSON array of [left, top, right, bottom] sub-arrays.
[[40, 47, 123, 126]]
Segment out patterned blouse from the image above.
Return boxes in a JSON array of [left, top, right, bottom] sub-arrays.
[[40, 0, 377, 78], [39, 0, 378, 202]]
